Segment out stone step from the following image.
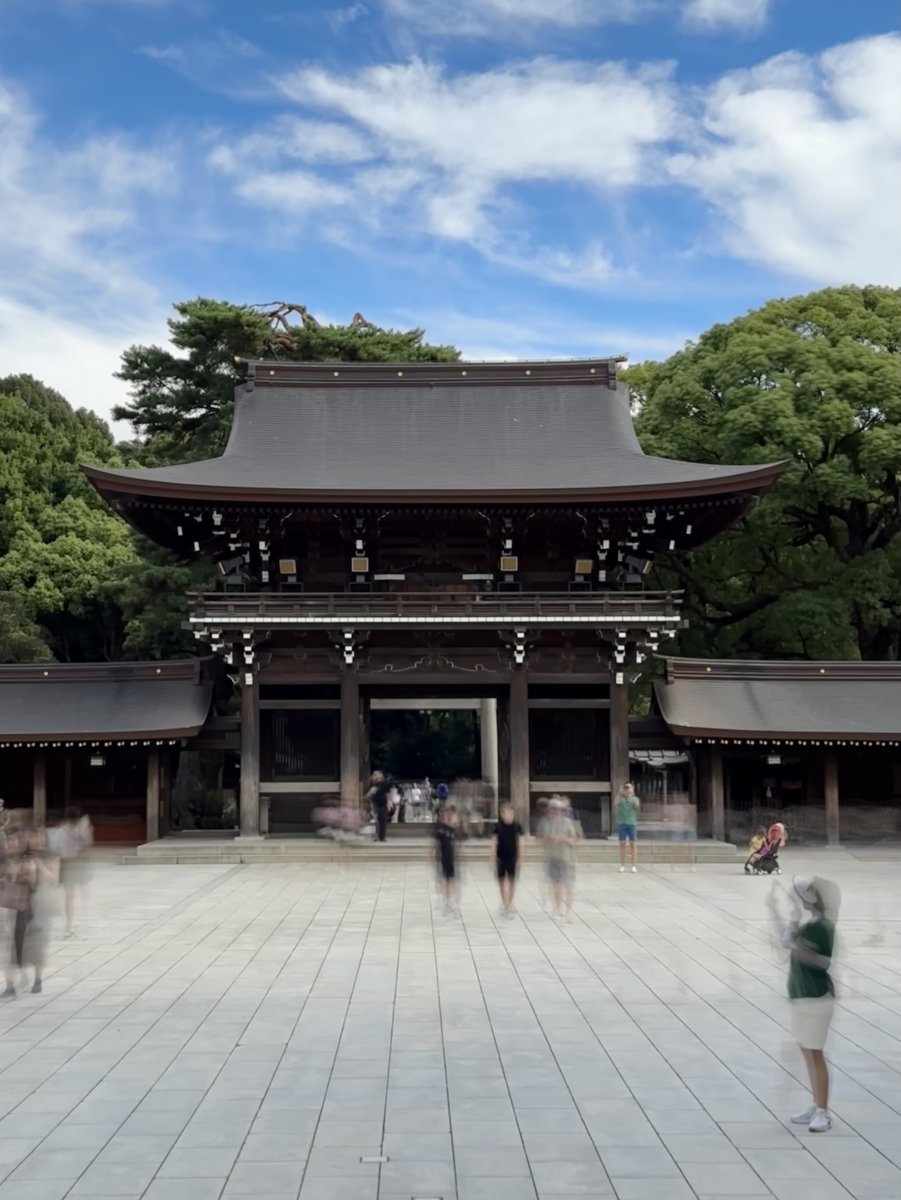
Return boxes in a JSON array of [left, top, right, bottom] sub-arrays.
[[127, 837, 737, 866]]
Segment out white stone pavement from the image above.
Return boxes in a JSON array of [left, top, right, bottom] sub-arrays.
[[2, 849, 901, 1200]]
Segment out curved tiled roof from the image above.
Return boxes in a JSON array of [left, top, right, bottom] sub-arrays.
[[655, 658, 901, 743], [85, 360, 784, 505], [0, 659, 214, 745]]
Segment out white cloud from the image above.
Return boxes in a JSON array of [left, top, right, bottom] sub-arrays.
[[0, 75, 173, 426], [234, 170, 350, 213], [682, 0, 771, 32], [208, 116, 373, 171], [408, 309, 690, 361], [381, 0, 648, 36], [270, 57, 678, 248], [0, 296, 167, 432], [668, 34, 901, 284]]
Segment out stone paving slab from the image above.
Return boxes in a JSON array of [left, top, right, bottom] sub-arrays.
[[1, 850, 901, 1199]]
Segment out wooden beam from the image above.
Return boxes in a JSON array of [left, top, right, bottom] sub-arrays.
[[261, 780, 341, 794], [33, 751, 47, 827], [709, 744, 725, 842], [609, 674, 630, 799], [824, 749, 840, 848], [529, 780, 610, 793], [509, 671, 530, 833], [146, 747, 160, 842], [239, 679, 261, 837], [340, 670, 361, 808]]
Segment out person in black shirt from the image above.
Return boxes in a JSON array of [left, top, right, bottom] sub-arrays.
[[433, 805, 459, 915], [365, 770, 392, 843], [492, 800, 523, 918]]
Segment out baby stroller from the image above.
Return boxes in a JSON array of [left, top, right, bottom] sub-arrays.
[[745, 822, 786, 875]]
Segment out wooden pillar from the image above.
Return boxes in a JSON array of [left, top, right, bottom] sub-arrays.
[[709, 744, 725, 842], [33, 751, 47, 827], [340, 669, 361, 808], [239, 677, 261, 838], [609, 672, 630, 800], [63, 756, 72, 809], [824, 748, 840, 847], [509, 671, 530, 833], [480, 697, 499, 815], [146, 747, 160, 842], [159, 750, 171, 837]]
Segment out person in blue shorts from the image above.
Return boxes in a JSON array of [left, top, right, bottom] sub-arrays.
[[615, 782, 640, 873]]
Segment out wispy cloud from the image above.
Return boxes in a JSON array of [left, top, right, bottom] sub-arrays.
[[0, 74, 174, 423], [140, 29, 267, 95], [265, 56, 679, 252], [206, 32, 901, 291], [682, 0, 772, 33], [381, 0, 650, 37], [668, 34, 901, 283]]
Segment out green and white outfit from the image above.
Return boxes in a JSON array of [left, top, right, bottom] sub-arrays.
[[788, 917, 835, 1051]]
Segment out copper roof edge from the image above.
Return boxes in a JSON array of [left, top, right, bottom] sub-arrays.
[[81, 461, 785, 505], [661, 657, 901, 681], [0, 657, 212, 683]]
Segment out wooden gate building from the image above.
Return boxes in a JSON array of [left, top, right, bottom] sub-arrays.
[[83, 359, 782, 837]]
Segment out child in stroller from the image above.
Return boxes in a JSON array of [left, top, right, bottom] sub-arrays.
[[745, 822, 786, 875]]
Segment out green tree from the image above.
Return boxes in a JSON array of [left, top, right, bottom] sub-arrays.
[[0, 592, 52, 662], [629, 286, 901, 661], [114, 298, 459, 463], [0, 375, 138, 661]]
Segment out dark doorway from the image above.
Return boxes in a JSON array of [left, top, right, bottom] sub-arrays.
[[369, 707, 480, 783]]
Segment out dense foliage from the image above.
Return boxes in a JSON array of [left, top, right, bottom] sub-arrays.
[[0, 375, 136, 660], [630, 285, 901, 660]]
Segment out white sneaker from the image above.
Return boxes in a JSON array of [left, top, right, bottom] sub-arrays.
[[809, 1109, 832, 1133], [618, 865, 625, 873], [631, 866, 637, 873], [790, 1105, 817, 1125]]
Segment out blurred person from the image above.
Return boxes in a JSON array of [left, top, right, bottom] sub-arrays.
[[538, 798, 579, 920], [615, 782, 640, 873], [387, 783, 400, 823], [364, 771, 392, 843], [47, 808, 93, 938], [433, 804, 460, 916], [744, 825, 768, 874], [768, 876, 840, 1133], [3, 828, 58, 998], [491, 800, 522, 918], [534, 797, 550, 908], [409, 782, 423, 821], [560, 796, 583, 915]]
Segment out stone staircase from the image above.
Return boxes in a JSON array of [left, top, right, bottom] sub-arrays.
[[127, 835, 738, 866]]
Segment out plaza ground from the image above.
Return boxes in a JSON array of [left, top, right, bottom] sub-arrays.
[[1, 850, 901, 1200]]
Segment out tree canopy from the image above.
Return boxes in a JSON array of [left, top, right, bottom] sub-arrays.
[[629, 285, 901, 661], [115, 298, 459, 464], [0, 375, 138, 661]]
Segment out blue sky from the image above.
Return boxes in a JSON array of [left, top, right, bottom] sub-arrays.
[[0, 0, 897, 428]]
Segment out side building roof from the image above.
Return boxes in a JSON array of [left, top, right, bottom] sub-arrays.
[[84, 359, 784, 506], [655, 658, 901, 745], [0, 658, 214, 746]]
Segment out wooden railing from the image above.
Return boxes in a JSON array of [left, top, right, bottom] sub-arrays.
[[189, 590, 682, 624]]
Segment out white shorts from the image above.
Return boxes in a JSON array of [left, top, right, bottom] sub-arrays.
[[790, 996, 834, 1051]]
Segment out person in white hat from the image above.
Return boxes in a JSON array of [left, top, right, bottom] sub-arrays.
[[768, 876, 839, 1133]]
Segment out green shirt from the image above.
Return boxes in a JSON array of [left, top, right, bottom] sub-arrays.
[[616, 792, 638, 825], [788, 918, 835, 1000]]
